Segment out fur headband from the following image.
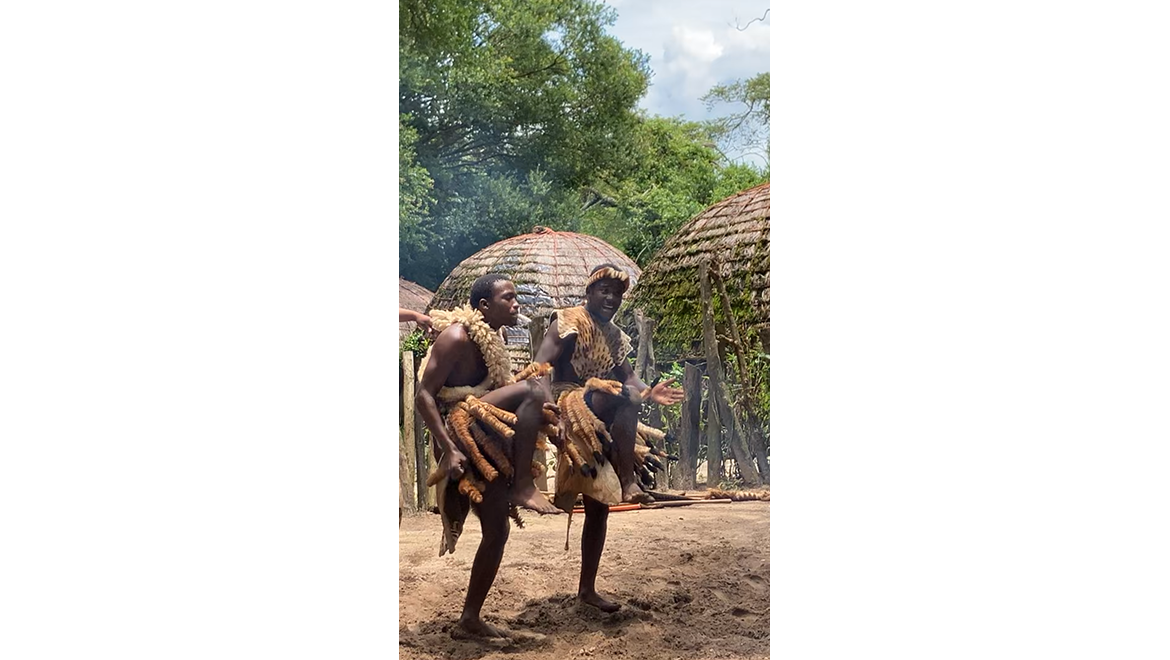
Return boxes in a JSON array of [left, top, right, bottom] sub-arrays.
[[585, 266, 630, 292]]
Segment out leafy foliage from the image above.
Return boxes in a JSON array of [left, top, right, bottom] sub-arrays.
[[702, 72, 770, 166], [399, 115, 435, 254], [581, 117, 717, 264], [399, 0, 769, 289], [399, 328, 432, 356], [400, 0, 651, 289]]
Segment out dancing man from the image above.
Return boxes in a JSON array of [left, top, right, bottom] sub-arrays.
[[415, 273, 560, 637], [535, 263, 684, 612]]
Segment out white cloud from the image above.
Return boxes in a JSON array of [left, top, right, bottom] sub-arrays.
[[603, 0, 770, 123], [670, 26, 724, 63]]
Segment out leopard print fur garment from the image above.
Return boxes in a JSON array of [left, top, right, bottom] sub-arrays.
[[554, 306, 633, 381]]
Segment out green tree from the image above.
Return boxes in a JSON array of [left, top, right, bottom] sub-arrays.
[[702, 72, 770, 166], [399, 0, 769, 289], [582, 116, 768, 266], [399, 115, 434, 255], [582, 116, 720, 264], [399, 0, 652, 288]]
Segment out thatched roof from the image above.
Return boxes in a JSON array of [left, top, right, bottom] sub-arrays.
[[630, 182, 770, 356], [429, 226, 642, 368], [399, 277, 434, 340]]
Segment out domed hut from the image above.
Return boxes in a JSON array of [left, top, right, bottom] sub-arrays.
[[428, 226, 641, 370], [631, 182, 770, 488], [399, 277, 435, 341], [630, 182, 770, 357]]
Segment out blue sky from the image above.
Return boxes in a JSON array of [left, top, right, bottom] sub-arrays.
[[603, 0, 770, 128]]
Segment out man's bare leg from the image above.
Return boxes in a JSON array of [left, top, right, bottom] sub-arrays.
[[589, 391, 653, 505], [481, 381, 560, 515], [456, 478, 511, 638], [578, 495, 620, 612]]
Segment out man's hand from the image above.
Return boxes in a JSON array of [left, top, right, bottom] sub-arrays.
[[541, 400, 564, 449], [415, 313, 435, 338], [441, 447, 468, 481], [548, 417, 567, 451], [647, 377, 685, 406], [399, 308, 436, 338]]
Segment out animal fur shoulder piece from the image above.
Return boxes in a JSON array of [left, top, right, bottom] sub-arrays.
[[417, 305, 515, 402], [555, 306, 634, 382]]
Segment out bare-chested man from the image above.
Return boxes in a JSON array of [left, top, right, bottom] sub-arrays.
[[535, 264, 684, 612], [415, 273, 560, 638]]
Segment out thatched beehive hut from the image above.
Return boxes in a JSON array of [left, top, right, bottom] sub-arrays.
[[429, 226, 641, 369], [631, 182, 770, 356], [399, 277, 434, 340]]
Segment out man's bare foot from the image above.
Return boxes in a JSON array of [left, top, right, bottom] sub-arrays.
[[578, 590, 621, 613], [621, 484, 654, 505], [512, 483, 562, 515], [454, 616, 508, 639]]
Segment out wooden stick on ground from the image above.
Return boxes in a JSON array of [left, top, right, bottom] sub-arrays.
[[570, 503, 643, 514], [645, 490, 701, 502], [643, 498, 733, 508]]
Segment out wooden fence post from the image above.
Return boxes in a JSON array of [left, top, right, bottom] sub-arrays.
[[528, 314, 550, 491], [704, 377, 722, 487], [635, 309, 650, 380], [399, 434, 416, 513], [642, 317, 663, 428], [677, 361, 701, 489], [634, 309, 665, 480], [414, 374, 432, 510], [710, 264, 770, 483], [699, 259, 762, 487], [401, 350, 419, 511]]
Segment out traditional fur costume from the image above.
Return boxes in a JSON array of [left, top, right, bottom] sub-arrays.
[[550, 304, 672, 512], [418, 305, 554, 556]]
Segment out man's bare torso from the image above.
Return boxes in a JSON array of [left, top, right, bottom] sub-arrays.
[[440, 325, 490, 387]]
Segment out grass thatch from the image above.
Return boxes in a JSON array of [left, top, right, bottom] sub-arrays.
[[630, 183, 770, 357]]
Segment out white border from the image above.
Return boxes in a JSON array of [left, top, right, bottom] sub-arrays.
[[3, 2, 399, 657], [773, 1, 1170, 657]]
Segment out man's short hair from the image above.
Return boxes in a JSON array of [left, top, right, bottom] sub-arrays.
[[469, 273, 511, 308], [586, 263, 630, 293]]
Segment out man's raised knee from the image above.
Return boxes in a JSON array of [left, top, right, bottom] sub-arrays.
[[524, 378, 551, 405]]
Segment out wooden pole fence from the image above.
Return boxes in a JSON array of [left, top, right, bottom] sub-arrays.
[[401, 350, 419, 511], [528, 314, 550, 492], [699, 259, 762, 488]]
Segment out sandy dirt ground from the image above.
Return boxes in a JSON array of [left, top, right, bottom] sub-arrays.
[[398, 497, 770, 660]]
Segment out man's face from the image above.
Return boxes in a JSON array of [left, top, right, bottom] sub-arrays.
[[479, 280, 520, 328], [584, 279, 624, 322]]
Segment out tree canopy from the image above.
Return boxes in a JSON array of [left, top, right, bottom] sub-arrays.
[[399, 0, 768, 290], [703, 72, 770, 167]]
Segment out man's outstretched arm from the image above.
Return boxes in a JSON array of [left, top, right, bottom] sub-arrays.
[[399, 308, 434, 335], [616, 358, 684, 406]]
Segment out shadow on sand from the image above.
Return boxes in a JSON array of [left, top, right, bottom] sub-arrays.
[[398, 593, 647, 660]]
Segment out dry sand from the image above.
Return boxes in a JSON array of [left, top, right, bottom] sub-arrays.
[[399, 498, 770, 660]]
